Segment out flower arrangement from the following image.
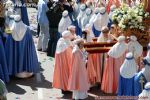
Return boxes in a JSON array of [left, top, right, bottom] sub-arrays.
[[112, 3, 150, 31]]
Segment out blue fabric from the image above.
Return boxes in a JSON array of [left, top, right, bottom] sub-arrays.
[[134, 72, 147, 96], [0, 35, 9, 83], [108, 19, 112, 29], [37, 0, 49, 26], [118, 75, 135, 96], [5, 28, 39, 75], [92, 25, 101, 37], [75, 20, 82, 37], [12, 0, 30, 26]]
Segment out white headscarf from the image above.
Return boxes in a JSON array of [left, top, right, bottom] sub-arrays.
[[58, 10, 72, 34], [89, 7, 100, 27], [77, 4, 86, 28], [56, 30, 73, 54], [81, 8, 92, 29], [139, 82, 150, 100], [93, 7, 109, 31], [109, 5, 116, 20], [11, 15, 27, 41], [108, 36, 127, 58], [120, 52, 137, 78], [128, 35, 143, 59]]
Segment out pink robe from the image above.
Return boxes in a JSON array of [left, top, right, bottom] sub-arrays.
[[68, 48, 89, 91], [101, 54, 125, 93], [53, 47, 72, 91], [87, 53, 102, 84]]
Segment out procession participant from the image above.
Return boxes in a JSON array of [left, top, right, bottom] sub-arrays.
[[58, 10, 72, 36], [81, 8, 92, 29], [5, 15, 39, 78], [134, 43, 150, 96], [76, 3, 86, 36], [82, 24, 94, 42], [0, 30, 9, 83], [139, 82, 150, 100], [53, 30, 74, 94], [97, 26, 114, 42], [102, 36, 127, 93], [37, 0, 49, 52], [109, 5, 116, 20], [68, 38, 90, 100], [118, 52, 137, 96], [89, 7, 100, 27], [67, 25, 77, 39], [87, 26, 113, 85], [92, 7, 110, 37]]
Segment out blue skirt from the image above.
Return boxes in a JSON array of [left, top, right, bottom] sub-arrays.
[[92, 25, 101, 37], [118, 75, 135, 96], [75, 20, 82, 37], [5, 28, 39, 75], [0, 35, 9, 82]]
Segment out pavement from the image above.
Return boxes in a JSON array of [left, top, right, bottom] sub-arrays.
[[6, 8, 115, 100]]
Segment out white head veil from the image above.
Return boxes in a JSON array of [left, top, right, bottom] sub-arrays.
[[109, 5, 116, 20], [81, 8, 92, 29], [139, 82, 150, 100], [93, 7, 109, 31], [128, 35, 143, 59], [56, 30, 73, 54], [58, 10, 72, 34], [77, 4, 86, 28], [108, 36, 127, 58], [120, 52, 137, 78], [11, 15, 27, 41], [89, 7, 100, 27]]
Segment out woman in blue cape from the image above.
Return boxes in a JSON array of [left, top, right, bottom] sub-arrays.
[[5, 15, 38, 77], [0, 30, 10, 83], [134, 44, 150, 96], [76, 3, 86, 37], [92, 7, 110, 37], [118, 52, 137, 96]]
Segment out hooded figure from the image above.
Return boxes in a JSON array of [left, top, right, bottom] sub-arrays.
[[108, 36, 127, 58], [68, 38, 90, 100], [92, 7, 110, 37], [58, 10, 72, 34], [5, 15, 39, 78], [134, 44, 150, 96], [53, 30, 74, 92], [139, 82, 150, 100], [109, 5, 116, 20], [118, 52, 137, 96], [76, 4, 86, 36], [128, 35, 143, 59], [89, 7, 100, 27], [81, 8, 92, 29], [101, 36, 126, 94]]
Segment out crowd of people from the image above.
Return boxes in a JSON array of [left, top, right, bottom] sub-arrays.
[[0, 0, 150, 99]]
